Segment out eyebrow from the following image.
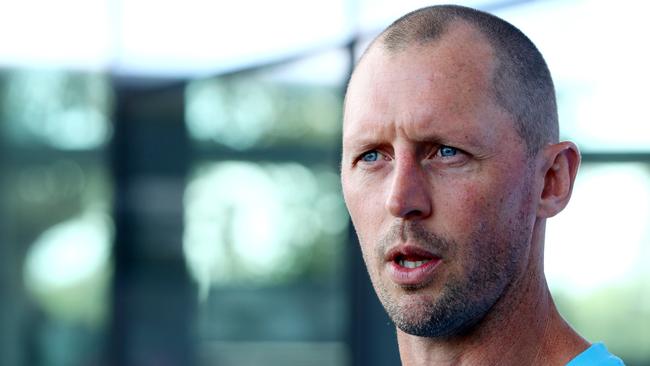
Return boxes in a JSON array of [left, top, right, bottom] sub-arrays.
[[344, 129, 449, 149], [343, 128, 488, 159], [344, 110, 493, 146], [342, 138, 385, 157]]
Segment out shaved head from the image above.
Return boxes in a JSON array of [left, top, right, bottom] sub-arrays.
[[351, 5, 558, 156]]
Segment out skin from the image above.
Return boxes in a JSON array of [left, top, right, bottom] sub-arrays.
[[341, 22, 585, 366]]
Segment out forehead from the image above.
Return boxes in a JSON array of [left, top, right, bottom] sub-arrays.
[[343, 23, 512, 147]]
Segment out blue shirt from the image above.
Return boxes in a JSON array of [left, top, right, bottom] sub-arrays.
[[566, 343, 625, 366]]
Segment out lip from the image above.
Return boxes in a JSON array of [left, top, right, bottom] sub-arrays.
[[385, 245, 442, 286]]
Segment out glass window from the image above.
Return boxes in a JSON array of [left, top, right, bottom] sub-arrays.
[[184, 49, 350, 366], [0, 70, 113, 366], [184, 161, 347, 290], [186, 49, 346, 151], [1, 70, 112, 150]]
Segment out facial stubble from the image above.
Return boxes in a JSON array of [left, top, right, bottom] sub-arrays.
[[365, 221, 526, 338]]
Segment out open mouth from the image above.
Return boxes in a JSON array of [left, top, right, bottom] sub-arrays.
[[387, 245, 438, 267], [385, 245, 442, 285], [395, 254, 433, 269]]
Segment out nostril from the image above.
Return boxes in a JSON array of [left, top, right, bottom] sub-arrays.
[[386, 190, 432, 219], [404, 209, 424, 220]]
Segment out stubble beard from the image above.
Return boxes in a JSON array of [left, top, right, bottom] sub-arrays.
[[367, 221, 526, 339]]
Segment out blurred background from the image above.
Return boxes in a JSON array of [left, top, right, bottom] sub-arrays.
[[0, 0, 648, 365]]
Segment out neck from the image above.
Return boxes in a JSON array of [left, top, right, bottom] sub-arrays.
[[396, 224, 588, 366]]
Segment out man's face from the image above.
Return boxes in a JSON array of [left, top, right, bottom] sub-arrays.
[[341, 27, 540, 337]]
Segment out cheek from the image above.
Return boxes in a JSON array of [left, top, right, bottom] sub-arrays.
[[435, 173, 531, 237], [341, 175, 386, 247], [435, 180, 490, 223]]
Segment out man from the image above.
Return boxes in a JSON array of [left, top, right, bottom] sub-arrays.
[[340, 5, 624, 366]]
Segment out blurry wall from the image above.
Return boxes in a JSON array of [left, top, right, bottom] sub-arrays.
[[0, 1, 648, 365]]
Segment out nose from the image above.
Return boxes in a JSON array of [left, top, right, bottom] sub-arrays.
[[385, 158, 432, 220]]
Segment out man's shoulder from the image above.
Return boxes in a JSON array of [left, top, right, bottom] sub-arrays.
[[565, 343, 625, 366]]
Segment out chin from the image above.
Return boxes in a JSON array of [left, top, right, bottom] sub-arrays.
[[380, 282, 491, 339], [392, 301, 481, 338]]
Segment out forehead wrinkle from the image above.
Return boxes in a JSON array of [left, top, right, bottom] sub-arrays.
[[344, 23, 509, 154], [344, 85, 489, 152], [395, 113, 490, 151], [343, 117, 396, 151]]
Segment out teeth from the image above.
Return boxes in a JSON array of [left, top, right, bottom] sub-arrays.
[[398, 259, 430, 268]]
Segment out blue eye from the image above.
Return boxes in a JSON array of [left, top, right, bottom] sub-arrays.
[[361, 151, 379, 162], [439, 146, 458, 157]]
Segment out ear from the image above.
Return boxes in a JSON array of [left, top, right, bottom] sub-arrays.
[[537, 141, 581, 218]]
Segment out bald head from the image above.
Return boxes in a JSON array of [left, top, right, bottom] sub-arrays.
[[352, 5, 558, 156]]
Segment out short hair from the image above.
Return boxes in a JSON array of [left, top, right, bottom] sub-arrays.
[[367, 5, 559, 156]]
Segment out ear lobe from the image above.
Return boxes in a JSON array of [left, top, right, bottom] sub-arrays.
[[537, 141, 581, 218]]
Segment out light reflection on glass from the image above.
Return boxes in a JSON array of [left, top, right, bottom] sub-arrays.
[[185, 78, 341, 149], [1, 70, 112, 150], [185, 52, 344, 150], [23, 212, 113, 325], [185, 79, 274, 150], [183, 161, 348, 298]]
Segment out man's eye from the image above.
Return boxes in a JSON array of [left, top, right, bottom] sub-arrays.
[[361, 151, 379, 162], [438, 146, 458, 157]]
